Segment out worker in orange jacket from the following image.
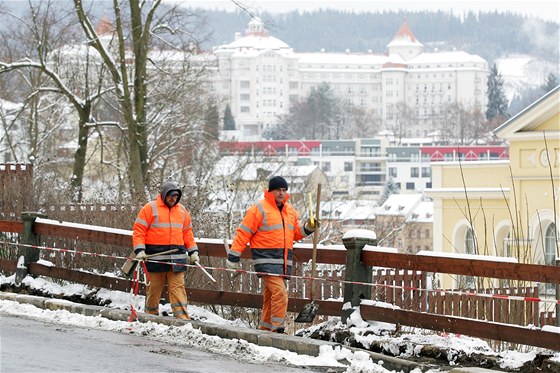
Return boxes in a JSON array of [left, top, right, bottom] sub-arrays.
[[226, 176, 317, 332], [132, 181, 199, 319]]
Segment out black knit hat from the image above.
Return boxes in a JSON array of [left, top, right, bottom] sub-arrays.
[[268, 176, 288, 191]]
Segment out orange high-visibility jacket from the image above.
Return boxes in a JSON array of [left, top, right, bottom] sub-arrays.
[[132, 195, 197, 272], [229, 190, 308, 276]]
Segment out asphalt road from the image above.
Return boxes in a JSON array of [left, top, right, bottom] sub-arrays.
[[0, 314, 327, 373]]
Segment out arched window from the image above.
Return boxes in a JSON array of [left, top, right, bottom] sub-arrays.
[[461, 228, 477, 289], [544, 223, 557, 265], [465, 228, 476, 255], [504, 233, 511, 257], [501, 232, 512, 288], [541, 223, 557, 295]]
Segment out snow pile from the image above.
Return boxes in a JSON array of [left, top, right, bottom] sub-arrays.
[[1, 272, 559, 372]]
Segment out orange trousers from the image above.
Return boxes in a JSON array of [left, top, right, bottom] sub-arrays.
[[145, 271, 189, 319], [258, 275, 287, 332]]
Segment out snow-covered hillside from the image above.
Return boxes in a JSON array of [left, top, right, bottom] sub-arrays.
[[496, 54, 558, 102]]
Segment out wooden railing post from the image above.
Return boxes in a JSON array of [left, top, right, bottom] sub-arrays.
[[15, 211, 47, 285], [341, 230, 377, 324], [554, 259, 560, 326]]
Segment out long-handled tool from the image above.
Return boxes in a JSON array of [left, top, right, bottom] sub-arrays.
[[195, 260, 216, 282], [223, 238, 230, 257], [121, 249, 179, 277], [295, 183, 321, 323]]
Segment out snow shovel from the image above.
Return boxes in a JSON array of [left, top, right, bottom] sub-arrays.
[[295, 183, 321, 323]]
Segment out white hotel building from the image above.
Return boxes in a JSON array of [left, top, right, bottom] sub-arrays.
[[211, 18, 488, 140]]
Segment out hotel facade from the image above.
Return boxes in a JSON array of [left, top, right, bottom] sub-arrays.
[[212, 18, 489, 139]]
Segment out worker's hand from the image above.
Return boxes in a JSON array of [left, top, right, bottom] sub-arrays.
[[135, 251, 147, 261], [305, 218, 321, 232], [189, 252, 200, 265], [226, 259, 240, 270]]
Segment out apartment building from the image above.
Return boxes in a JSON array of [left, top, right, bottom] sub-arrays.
[[387, 144, 509, 192], [220, 138, 388, 199], [219, 139, 508, 199]]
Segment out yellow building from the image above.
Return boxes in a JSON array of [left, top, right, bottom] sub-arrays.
[[426, 86, 559, 289]]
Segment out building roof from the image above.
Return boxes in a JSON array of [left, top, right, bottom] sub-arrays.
[[408, 200, 433, 223], [409, 51, 486, 65], [377, 193, 421, 215], [322, 199, 377, 221], [213, 156, 281, 180], [386, 21, 423, 48], [224, 35, 291, 51], [376, 194, 433, 223], [96, 15, 114, 36], [296, 52, 388, 66], [217, 17, 292, 52], [295, 49, 483, 70], [279, 164, 319, 177], [493, 85, 560, 139], [216, 19, 484, 68]]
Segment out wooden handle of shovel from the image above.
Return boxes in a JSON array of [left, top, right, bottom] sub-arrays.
[[310, 183, 321, 301]]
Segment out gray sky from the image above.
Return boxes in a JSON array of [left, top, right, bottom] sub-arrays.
[[172, 0, 560, 22]]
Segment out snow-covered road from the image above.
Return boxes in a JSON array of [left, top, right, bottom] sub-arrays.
[[1, 313, 329, 372]]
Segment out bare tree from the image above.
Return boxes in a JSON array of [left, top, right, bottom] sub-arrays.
[[337, 103, 381, 139], [71, 0, 210, 201], [1, 0, 214, 202], [0, 2, 125, 201], [386, 101, 414, 144], [438, 102, 490, 145]]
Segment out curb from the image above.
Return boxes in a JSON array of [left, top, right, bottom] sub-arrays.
[[0, 291, 479, 372]]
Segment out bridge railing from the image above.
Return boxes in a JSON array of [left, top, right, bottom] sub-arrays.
[[0, 213, 558, 350]]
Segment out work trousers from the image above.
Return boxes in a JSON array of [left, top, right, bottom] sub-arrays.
[[258, 275, 287, 332], [145, 271, 189, 319]]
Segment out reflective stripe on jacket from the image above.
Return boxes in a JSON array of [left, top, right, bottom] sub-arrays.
[[229, 190, 307, 276], [132, 195, 197, 272]]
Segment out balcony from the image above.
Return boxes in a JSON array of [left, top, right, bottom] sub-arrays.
[[356, 167, 384, 174]]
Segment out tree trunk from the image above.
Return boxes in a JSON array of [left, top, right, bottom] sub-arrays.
[[70, 107, 91, 202], [131, 0, 149, 176]]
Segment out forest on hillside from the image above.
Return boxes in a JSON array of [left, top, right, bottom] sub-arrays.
[[2, 1, 558, 66], [194, 8, 559, 66]]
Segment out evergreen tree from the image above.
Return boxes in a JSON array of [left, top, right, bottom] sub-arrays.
[[541, 73, 559, 94], [380, 178, 400, 205], [223, 104, 236, 130], [508, 86, 545, 117], [262, 122, 290, 140], [204, 102, 220, 141], [485, 64, 509, 120]]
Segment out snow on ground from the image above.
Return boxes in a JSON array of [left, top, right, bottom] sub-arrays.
[[1, 273, 559, 373]]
